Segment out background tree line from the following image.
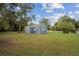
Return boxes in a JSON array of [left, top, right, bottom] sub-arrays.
[[49, 16, 79, 33], [0, 3, 79, 33], [40, 16, 79, 33]]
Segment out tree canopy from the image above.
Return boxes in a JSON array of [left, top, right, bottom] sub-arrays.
[[40, 18, 50, 30], [54, 16, 77, 33], [0, 3, 34, 32]]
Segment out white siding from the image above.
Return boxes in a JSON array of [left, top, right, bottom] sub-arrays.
[[24, 24, 47, 34]]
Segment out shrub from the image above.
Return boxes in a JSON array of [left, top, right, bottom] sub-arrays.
[[70, 28, 76, 33], [63, 28, 69, 33]]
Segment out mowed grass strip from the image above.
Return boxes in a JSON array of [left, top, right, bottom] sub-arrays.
[[0, 31, 79, 56]]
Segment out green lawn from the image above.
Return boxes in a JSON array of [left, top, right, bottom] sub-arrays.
[[0, 31, 79, 56]]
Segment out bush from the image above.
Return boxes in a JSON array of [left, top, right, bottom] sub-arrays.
[[63, 28, 69, 33], [70, 29, 76, 33], [62, 28, 76, 34]]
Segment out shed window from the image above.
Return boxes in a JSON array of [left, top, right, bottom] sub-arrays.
[[42, 26, 45, 30]]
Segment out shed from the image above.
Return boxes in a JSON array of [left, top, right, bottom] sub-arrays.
[[24, 24, 47, 34]]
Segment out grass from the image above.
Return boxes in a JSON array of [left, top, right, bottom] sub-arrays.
[[0, 31, 79, 56]]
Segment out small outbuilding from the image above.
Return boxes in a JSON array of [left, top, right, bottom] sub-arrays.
[[24, 24, 47, 34]]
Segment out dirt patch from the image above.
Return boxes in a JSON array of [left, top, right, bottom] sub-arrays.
[[0, 38, 23, 55]]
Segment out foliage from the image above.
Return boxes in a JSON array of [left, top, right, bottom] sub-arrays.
[[54, 16, 76, 33], [0, 3, 34, 32], [74, 21, 79, 30], [40, 18, 50, 30]]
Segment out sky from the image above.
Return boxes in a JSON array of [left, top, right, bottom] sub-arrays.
[[31, 3, 79, 26]]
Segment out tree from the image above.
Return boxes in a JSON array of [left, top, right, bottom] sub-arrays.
[[17, 3, 34, 33], [55, 16, 75, 33], [40, 18, 50, 30], [0, 3, 34, 32], [0, 3, 18, 31]]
